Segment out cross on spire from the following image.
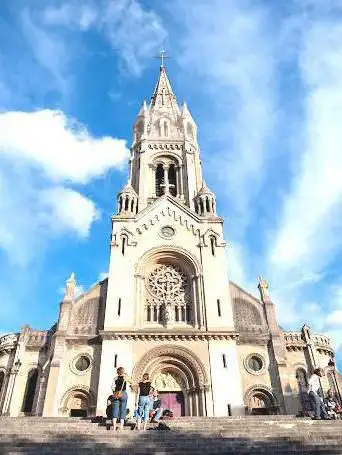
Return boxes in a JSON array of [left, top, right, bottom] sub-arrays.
[[156, 49, 168, 68]]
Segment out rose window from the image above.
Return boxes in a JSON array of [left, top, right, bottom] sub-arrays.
[[145, 264, 191, 324], [147, 264, 188, 301]]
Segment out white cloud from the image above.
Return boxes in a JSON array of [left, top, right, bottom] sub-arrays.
[[0, 110, 129, 183], [98, 271, 109, 281], [270, 7, 342, 275], [21, 8, 70, 95], [41, 0, 167, 76], [43, 3, 98, 31], [325, 310, 342, 327], [0, 109, 128, 265], [39, 187, 100, 237], [174, 0, 276, 217]]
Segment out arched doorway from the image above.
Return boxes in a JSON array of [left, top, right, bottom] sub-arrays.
[[59, 386, 95, 417], [245, 386, 278, 415], [132, 345, 209, 416], [22, 368, 38, 414], [153, 371, 185, 416]]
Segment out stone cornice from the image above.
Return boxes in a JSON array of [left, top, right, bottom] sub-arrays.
[[237, 332, 270, 346], [99, 330, 239, 341]]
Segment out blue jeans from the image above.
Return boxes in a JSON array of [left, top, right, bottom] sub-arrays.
[[112, 391, 128, 421], [153, 407, 163, 422], [138, 396, 152, 421], [309, 391, 328, 419]]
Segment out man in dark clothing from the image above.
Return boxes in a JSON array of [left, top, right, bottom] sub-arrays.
[[105, 395, 114, 429]]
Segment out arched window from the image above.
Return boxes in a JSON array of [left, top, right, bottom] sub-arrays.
[[155, 164, 164, 197], [164, 121, 169, 137], [145, 264, 192, 325], [199, 199, 204, 216], [130, 199, 134, 212], [118, 196, 123, 213], [22, 368, 38, 413], [168, 164, 177, 196], [206, 197, 211, 213], [194, 200, 199, 214], [124, 196, 129, 211], [210, 236, 216, 256], [121, 236, 127, 255]]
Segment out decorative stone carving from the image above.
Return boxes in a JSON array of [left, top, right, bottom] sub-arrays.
[[0, 333, 18, 353], [232, 297, 263, 331], [160, 225, 176, 239], [65, 273, 76, 300], [147, 264, 188, 301], [145, 264, 190, 325], [132, 345, 208, 389], [243, 353, 268, 376], [153, 371, 182, 391]]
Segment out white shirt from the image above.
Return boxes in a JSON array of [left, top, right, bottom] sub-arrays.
[[308, 374, 320, 393]]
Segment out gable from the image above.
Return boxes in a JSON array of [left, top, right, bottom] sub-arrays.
[[229, 281, 267, 331], [69, 279, 107, 335]]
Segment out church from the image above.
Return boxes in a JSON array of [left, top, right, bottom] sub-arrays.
[[0, 62, 341, 418]]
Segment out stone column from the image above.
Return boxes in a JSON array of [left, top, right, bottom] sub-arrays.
[[194, 390, 199, 416], [35, 376, 48, 416], [187, 390, 193, 416], [2, 361, 21, 416], [192, 276, 199, 328], [151, 165, 156, 198], [179, 165, 184, 198], [163, 165, 169, 194]]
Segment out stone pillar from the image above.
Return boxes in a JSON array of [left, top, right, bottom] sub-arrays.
[[192, 276, 199, 328], [187, 391, 193, 416], [35, 376, 48, 416], [42, 361, 60, 416], [179, 165, 184, 198], [2, 361, 21, 416], [194, 390, 199, 416], [151, 165, 156, 198]]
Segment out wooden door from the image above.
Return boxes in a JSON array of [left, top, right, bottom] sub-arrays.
[[159, 392, 185, 417]]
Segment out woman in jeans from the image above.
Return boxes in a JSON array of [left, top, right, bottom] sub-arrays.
[[136, 373, 152, 430], [111, 366, 132, 431], [308, 368, 330, 420]]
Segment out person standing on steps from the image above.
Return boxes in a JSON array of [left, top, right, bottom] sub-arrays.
[[136, 373, 152, 431], [111, 366, 132, 431], [308, 368, 330, 420]]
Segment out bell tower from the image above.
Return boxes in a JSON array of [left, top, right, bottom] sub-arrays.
[[123, 57, 209, 214], [97, 58, 244, 418]]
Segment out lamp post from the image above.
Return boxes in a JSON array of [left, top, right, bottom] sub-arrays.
[[328, 357, 341, 404]]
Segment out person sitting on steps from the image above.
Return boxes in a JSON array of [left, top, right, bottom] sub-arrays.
[[150, 389, 163, 423], [308, 368, 330, 420], [325, 389, 340, 419], [111, 366, 132, 431]]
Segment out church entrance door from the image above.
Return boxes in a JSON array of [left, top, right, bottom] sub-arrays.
[[159, 392, 185, 417]]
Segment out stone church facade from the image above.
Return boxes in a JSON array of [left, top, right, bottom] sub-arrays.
[[0, 64, 341, 418]]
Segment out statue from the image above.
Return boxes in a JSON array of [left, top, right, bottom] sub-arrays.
[[258, 275, 270, 300], [164, 301, 172, 325], [65, 272, 76, 300]]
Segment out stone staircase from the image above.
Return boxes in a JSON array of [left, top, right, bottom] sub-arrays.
[[1, 416, 342, 454]]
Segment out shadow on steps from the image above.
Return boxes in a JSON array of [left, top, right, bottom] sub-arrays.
[[1, 423, 342, 455]]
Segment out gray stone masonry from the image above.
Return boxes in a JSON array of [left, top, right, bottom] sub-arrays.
[[1, 417, 342, 454]]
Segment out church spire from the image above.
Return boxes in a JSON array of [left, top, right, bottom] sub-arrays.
[[150, 60, 179, 112]]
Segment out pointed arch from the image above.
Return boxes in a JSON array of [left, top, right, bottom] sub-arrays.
[[22, 368, 39, 413]]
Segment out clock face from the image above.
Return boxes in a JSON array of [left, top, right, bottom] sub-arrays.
[[160, 225, 175, 239]]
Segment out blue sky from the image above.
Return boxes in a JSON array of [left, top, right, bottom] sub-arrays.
[[1, 0, 342, 370]]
